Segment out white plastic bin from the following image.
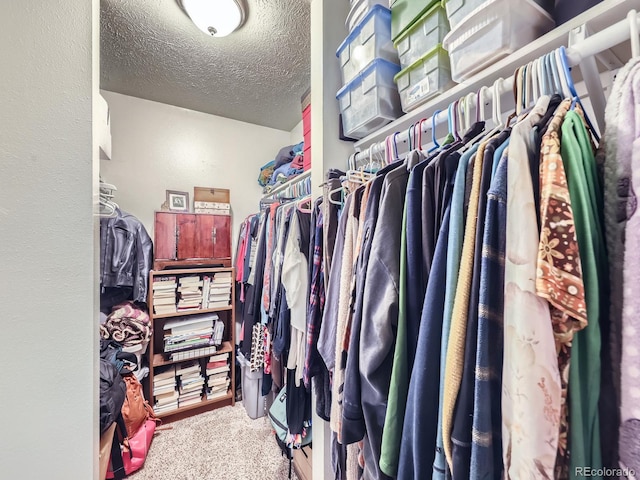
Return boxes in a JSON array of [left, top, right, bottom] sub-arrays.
[[347, 0, 388, 32], [395, 45, 453, 113], [337, 5, 399, 86], [337, 58, 402, 139], [444, 0, 553, 30], [393, 1, 449, 70], [237, 351, 266, 419], [443, 0, 554, 83]]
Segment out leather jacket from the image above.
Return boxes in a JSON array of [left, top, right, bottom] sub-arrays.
[[100, 209, 153, 304]]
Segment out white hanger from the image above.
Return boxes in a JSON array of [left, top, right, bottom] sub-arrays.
[[629, 10, 639, 57], [492, 77, 504, 129], [554, 49, 571, 98]]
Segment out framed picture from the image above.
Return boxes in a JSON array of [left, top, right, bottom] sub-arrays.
[[166, 190, 190, 212]]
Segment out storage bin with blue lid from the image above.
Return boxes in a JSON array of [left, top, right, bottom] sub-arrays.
[[337, 5, 399, 86], [347, 0, 389, 32], [394, 44, 454, 113], [393, 1, 449, 70], [337, 58, 402, 139]]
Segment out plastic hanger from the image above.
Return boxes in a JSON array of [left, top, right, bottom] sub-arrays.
[[447, 101, 456, 140], [537, 56, 552, 95], [417, 117, 428, 151], [465, 92, 476, 129], [429, 109, 442, 152], [548, 51, 563, 96], [629, 10, 639, 57], [461, 88, 489, 151], [454, 99, 462, 141], [393, 132, 401, 161], [558, 45, 601, 142], [297, 195, 312, 213], [555, 49, 571, 98], [505, 67, 522, 126], [524, 61, 534, 109], [492, 77, 504, 129], [478, 86, 489, 123], [384, 135, 392, 165], [456, 96, 465, 134]]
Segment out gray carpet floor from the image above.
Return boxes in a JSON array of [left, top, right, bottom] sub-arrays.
[[128, 402, 298, 480]]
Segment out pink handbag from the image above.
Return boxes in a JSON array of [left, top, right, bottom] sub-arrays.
[[106, 419, 156, 479]]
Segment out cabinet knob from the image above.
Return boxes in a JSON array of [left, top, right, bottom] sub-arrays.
[[212, 227, 217, 244]]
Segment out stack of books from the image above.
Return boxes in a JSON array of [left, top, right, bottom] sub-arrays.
[[206, 352, 231, 400], [177, 361, 205, 408], [206, 272, 233, 309], [212, 318, 225, 346], [153, 365, 178, 414], [177, 276, 203, 311], [152, 276, 177, 315], [163, 313, 218, 357]]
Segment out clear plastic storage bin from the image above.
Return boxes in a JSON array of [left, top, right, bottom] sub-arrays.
[[444, 0, 553, 30], [391, 0, 439, 41], [395, 45, 453, 113], [337, 58, 402, 139], [443, 0, 554, 83], [347, 0, 389, 32], [393, 1, 449, 70], [337, 5, 399, 86]]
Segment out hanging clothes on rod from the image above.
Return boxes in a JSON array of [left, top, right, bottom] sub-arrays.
[[317, 26, 640, 477], [236, 184, 335, 448]]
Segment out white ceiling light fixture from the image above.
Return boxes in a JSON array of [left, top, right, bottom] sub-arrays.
[[179, 0, 246, 38]]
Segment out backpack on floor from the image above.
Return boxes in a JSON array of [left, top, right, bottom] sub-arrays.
[[268, 387, 312, 479], [100, 359, 127, 435]]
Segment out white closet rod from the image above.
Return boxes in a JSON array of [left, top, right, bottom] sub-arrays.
[[353, 10, 640, 165], [261, 169, 312, 200]]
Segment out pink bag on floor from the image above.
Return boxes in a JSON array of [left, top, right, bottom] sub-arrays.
[[106, 419, 156, 479]]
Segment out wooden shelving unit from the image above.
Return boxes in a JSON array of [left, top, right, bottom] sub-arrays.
[[155, 391, 234, 419], [147, 266, 236, 421]]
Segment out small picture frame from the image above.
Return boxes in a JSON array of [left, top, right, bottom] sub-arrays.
[[166, 190, 190, 212]]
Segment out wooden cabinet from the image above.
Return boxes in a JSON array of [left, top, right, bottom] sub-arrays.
[[154, 212, 231, 269]]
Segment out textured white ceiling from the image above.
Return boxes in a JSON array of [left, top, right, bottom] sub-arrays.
[[100, 0, 310, 131]]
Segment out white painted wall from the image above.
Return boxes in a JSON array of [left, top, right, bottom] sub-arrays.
[[310, 0, 354, 478], [0, 1, 99, 479], [100, 91, 291, 247], [290, 120, 304, 144]]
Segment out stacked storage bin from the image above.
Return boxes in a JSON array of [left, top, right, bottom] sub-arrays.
[[336, 3, 403, 140], [443, 0, 555, 82], [301, 88, 311, 171], [391, 0, 454, 113]]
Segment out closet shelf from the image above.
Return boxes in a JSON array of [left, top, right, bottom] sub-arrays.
[[155, 390, 234, 419], [353, 0, 640, 151], [153, 305, 233, 319], [152, 341, 234, 367], [261, 169, 312, 199]]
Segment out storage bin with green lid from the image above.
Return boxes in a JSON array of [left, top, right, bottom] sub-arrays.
[[394, 44, 454, 113], [394, 1, 449, 69], [391, 0, 439, 41]]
